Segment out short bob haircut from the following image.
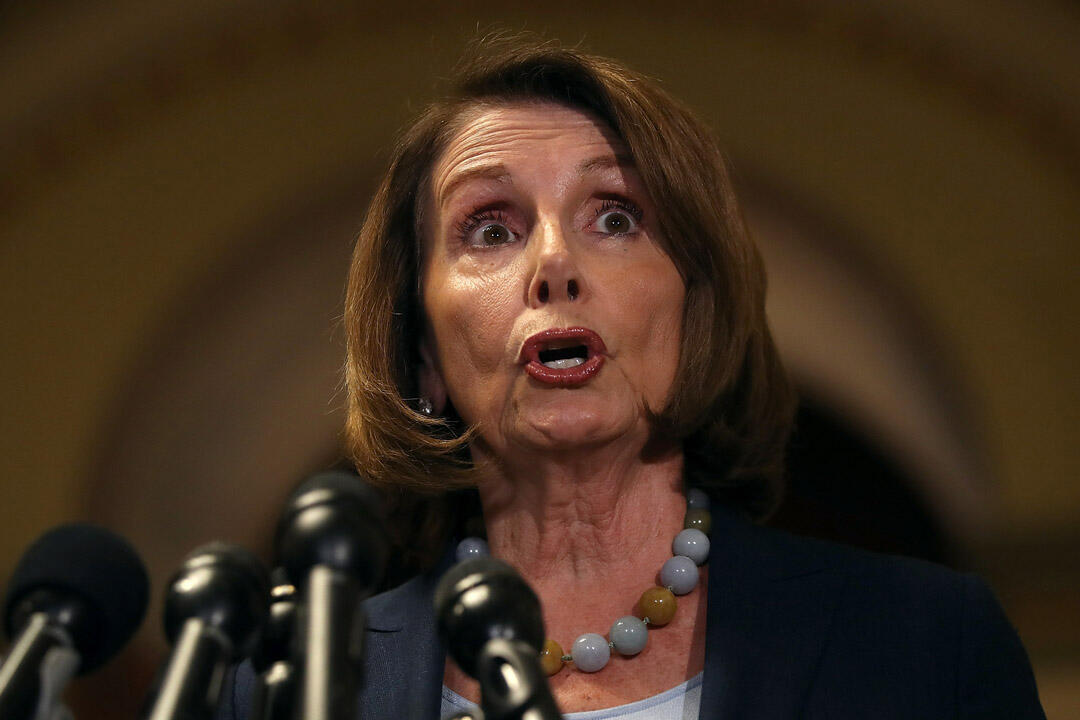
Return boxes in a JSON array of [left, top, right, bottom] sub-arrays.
[[343, 34, 795, 567]]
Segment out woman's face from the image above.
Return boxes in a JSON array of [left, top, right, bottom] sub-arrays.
[[420, 101, 685, 456]]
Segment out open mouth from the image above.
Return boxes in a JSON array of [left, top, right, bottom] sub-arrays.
[[537, 343, 589, 369], [519, 327, 606, 387]]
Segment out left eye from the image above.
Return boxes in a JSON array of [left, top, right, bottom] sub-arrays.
[[597, 211, 635, 234], [472, 223, 516, 246], [591, 200, 643, 236]]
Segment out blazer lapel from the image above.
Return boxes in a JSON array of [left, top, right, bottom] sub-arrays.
[[699, 510, 847, 720], [360, 559, 450, 720]]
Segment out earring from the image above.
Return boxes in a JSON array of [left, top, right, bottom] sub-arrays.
[[417, 397, 434, 416]]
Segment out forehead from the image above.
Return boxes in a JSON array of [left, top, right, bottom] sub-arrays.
[[431, 101, 631, 206]]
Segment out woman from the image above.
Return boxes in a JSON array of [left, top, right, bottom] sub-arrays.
[[220, 37, 1044, 719]]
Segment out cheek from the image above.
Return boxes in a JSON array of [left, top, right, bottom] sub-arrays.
[[608, 260, 685, 391], [425, 267, 519, 397]]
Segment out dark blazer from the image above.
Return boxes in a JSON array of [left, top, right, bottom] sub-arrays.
[[217, 507, 1045, 719]]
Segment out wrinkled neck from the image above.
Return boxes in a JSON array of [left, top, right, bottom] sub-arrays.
[[446, 441, 706, 713], [471, 440, 686, 585]]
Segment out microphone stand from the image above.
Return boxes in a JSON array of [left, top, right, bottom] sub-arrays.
[[251, 662, 295, 720], [475, 638, 561, 720], [34, 643, 79, 720], [434, 558, 562, 720], [0, 613, 69, 719], [147, 616, 232, 720], [142, 543, 269, 720], [249, 581, 298, 720], [274, 472, 388, 720], [1, 525, 148, 720], [295, 566, 367, 720]]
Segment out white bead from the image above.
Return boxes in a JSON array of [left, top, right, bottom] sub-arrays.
[[686, 487, 711, 510], [571, 633, 610, 672], [660, 555, 699, 595], [672, 528, 710, 565], [610, 616, 648, 655], [455, 537, 489, 563]]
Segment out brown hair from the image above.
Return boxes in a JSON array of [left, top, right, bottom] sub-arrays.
[[343, 34, 795, 571]]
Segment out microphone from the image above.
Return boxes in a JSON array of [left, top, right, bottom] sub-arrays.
[[144, 543, 269, 720], [248, 571, 297, 720], [274, 471, 388, 720], [0, 523, 149, 720], [434, 557, 562, 720]]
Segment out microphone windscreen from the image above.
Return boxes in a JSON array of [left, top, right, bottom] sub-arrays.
[[434, 557, 545, 677], [2, 523, 149, 672], [282, 471, 385, 522], [275, 471, 388, 590], [163, 541, 270, 659]]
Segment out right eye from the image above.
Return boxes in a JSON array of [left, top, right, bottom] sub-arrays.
[[470, 223, 517, 247], [455, 209, 520, 248]]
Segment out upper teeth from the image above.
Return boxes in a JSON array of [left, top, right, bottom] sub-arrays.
[[542, 357, 586, 369]]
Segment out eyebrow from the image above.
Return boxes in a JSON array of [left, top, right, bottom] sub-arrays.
[[577, 153, 637, 174], [437, 153, 639, 208], [438, 164, 512, 209]]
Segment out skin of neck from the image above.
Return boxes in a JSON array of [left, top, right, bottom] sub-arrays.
[[444, 435, 707, 710], [470, 434, 689, 641]]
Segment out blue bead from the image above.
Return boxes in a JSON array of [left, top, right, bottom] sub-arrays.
[[455, 537, 489, 563], [571, 633, 610, 672], [660, 555, 699, 595], [686, 487, 711, 510], [672, 528, 710, 566], [609, 616, 648, 656]]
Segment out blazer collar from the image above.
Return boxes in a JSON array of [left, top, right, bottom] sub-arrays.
[[699, 508, 847, 720], [362, 548, 455, 720], [364, 514, 847, 720], [366, 544, 457, 632]]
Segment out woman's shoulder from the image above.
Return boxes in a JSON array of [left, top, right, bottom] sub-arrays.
[[723, 517, 1045, 718], [715, 509, 1025, 657], [725, 507, 970, 591]]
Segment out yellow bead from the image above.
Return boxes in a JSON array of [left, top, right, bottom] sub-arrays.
[[637, 586, 677, 627], [684, 508, 712, 535], [539, 638, 565, 676]]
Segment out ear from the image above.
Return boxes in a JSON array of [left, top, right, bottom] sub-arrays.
[[417, 335, 448, 415]]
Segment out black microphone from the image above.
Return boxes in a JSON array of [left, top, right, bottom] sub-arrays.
[[0, 523, 149, 720], [434, 557, 562, 720], [248, 571, 297, 720], [274, 471, 388, 720], [144, 543, 269, 720]]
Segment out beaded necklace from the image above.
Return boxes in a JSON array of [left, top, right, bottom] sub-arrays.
[[452, 488, 713, 675]]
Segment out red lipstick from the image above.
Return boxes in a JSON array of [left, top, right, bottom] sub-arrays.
[[519, 327, 607, 387]]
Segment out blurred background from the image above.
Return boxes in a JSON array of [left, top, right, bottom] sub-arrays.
[[1, 0, 1077, 716]]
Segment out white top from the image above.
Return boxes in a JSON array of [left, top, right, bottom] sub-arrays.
[[440, 672, 703, 720]]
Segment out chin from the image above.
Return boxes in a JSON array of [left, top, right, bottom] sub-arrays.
[[512, 397, 638, 451]]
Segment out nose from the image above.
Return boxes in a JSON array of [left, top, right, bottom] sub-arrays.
[[527, 219, 584, 307]]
